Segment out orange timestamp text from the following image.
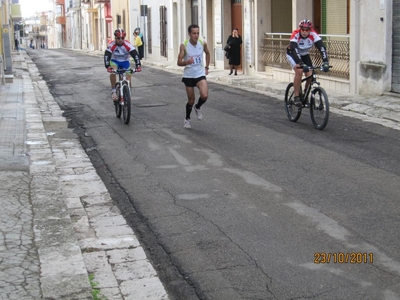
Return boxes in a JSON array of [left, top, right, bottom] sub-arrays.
[[314, 252, 373, 264]]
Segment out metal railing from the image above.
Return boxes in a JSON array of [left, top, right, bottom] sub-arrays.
[[260, 33, 350, 79]]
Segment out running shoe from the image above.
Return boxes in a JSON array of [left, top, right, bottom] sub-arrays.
[[111, 91, 117, 101], [194, 106, 203, 120], [183, 119, 191, 129]]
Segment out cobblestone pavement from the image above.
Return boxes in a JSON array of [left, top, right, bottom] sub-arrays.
[[0, 173, 41, 299], [0, 51, 169, 300]]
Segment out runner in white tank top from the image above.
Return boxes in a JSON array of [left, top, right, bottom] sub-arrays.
[[182, 39, 206, 78], [177, 25, 211, 129]]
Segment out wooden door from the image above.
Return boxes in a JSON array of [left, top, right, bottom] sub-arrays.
[[313, 0, 321, 34], [160, 6, 167, 58], [231, 1, 242, 70]]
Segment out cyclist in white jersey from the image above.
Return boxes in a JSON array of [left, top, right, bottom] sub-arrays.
[[104, 28, 141, 101], [286, 20, 330, 107], [177, 24, 210, 129]]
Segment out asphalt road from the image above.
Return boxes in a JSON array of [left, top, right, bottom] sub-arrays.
[[28, 49, 400, 300]]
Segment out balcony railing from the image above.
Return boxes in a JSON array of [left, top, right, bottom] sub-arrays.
[[94, 0, 110, 3], [260, 33, 350, 79]]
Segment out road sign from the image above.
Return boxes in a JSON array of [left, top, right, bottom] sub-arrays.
[[105, 15, 113, 23]]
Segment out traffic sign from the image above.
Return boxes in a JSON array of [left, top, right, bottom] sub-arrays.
[[105, 15, 113, 23]]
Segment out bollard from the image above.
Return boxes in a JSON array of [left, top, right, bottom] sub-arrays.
[[0, 56, 5, 85]]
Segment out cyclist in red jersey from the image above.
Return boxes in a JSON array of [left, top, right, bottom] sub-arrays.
[[104, 28, 141, 101], [286, 20, 330, 107]]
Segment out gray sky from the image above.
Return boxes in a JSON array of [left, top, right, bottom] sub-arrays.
[[20, 0, 53, 17]]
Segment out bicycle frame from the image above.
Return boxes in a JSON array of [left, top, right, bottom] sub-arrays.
[[113, 69, 132, 104], [300, 68, 320, 103], [111, 68, 134, 124]]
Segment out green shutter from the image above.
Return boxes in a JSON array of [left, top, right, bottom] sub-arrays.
[[322, 0, 327, 34]]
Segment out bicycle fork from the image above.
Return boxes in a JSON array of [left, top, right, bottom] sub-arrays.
[[118, 81, 130, 106], [119, 85, 124, 106]]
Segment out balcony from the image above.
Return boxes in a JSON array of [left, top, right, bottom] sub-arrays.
[[11, 4, 22, 22], [82, 0, 91, 3], [55, 0, 65, 5], [56, 16, 66, 25]]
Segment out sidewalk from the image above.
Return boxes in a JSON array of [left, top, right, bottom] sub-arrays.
[[0, 51, 169, 299]]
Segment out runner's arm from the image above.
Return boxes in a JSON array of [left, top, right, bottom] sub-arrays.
[[203, 41, 210, 69], [177, 44, 187, 67]]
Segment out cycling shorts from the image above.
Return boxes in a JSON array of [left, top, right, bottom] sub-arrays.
[[286, 54, 312, 69], [110, 60, 130, 70]]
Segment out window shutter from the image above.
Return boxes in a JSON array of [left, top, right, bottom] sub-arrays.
[[326, 0, 347, 34]]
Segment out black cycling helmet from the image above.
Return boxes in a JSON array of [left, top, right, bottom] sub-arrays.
[[114, 28, 126, 38], [298, 19, 313, 30]]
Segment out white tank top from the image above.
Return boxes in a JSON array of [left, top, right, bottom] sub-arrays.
[[182, 39, 206, 78]]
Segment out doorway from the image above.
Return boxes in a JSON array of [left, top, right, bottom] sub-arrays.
[[231, 0, 242, 71]]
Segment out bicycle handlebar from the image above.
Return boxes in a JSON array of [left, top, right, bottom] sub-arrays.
[[296, 65, 333, 71], [108, 68, 136, 75]]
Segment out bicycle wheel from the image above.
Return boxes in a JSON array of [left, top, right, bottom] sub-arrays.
[[122, 85, 131, 124], [114, 86, 122, 118], [284, 83, 302, 122], [310, 87, 329, 130]]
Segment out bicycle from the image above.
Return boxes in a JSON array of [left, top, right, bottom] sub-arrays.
[[109, 68, 135, 124], [284, 65, 331, 130]]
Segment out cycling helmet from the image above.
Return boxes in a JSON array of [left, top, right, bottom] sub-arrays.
[[114, 28, 126, 38], [298, 19, 313, 29]]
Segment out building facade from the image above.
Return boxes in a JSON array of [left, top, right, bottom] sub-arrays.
[[1, 0, 23, 79]]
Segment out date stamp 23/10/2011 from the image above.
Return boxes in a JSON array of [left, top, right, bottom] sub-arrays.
[[314, 252, 373, 264]]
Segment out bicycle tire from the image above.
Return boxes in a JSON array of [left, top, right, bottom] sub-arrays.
[[114, 85, 122, 118], [122, 85, 131, 124], [310, 86, 329, 130], [115, 102, 122, 118], [284, 82, 302, 122]]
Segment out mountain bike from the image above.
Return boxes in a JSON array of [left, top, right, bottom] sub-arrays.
[[284, 65, 331, 130], [110, 68, 135, 124]]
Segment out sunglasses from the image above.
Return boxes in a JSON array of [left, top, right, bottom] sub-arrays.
[[301, 28, 310, 32], [116, 37, 124, 40]]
